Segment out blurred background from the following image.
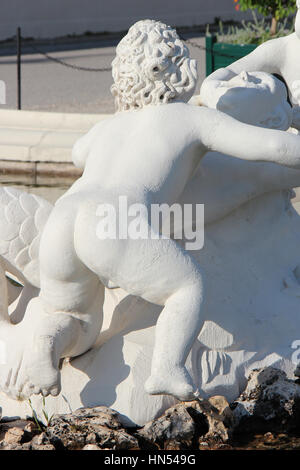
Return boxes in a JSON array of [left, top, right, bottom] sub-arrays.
[[0, 0, 261, 114], [0, 0, 251, 40]]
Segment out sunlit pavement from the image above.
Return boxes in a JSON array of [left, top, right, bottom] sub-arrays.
[[0, 34, 206, 114]]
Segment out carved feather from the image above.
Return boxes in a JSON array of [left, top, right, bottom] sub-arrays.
[[0, 187, 53, 289]]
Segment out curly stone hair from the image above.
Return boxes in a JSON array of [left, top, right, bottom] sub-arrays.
[[111, 20, 198, 112]]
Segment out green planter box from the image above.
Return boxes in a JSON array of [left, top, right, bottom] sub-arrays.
[[206, 35, 258, 76]]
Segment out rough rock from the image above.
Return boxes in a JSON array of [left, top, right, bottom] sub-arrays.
[[195, 399, 232, 442], [137, 403, 198, 449], [137, 398, 231, 449], [24, 421, 37, 434], [46, 406, 139, 450], [3, 427, 25, 445], [31, 432, 51, 447], [232, 367, 300, 433], [5, 370, 300, 450], [0, 418, 39, 449], [1, 443, 28, 450], [32, 444, 56, 451], [2, 367, 300, 450], [0, 419, 35, 442], [209, 395, 234, 424], [83, 444, 102, 450]]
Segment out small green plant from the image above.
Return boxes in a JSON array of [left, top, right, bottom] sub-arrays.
[[28, 398, 43, 432], [214, 11, 294, 45], [234, 0, 297, 35], [28, 397, 54, 430], [41, 397, 54, 427]]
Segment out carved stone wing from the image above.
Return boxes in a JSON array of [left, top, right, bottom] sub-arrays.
[[0, 187, 53, 288]]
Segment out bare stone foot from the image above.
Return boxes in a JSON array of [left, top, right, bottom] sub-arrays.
[[0, 324, 61, 400], [145, 365, 197, 401], [20, 335, 61, 398]]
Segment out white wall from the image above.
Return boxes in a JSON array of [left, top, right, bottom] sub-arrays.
[[0, 0, 251, 40]]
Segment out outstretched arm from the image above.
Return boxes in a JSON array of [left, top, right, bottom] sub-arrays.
[[196, 107, 300, 169]]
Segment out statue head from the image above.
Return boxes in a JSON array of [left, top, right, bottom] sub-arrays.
[[111, 20, 198, 112], [213, 71, 293, 131]]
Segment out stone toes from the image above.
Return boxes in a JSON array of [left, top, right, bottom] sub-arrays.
[[22, 382, 35, 398], [33, 385, 41, 395], [50, 386, 60, 397]]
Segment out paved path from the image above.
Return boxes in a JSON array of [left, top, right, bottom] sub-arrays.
[[0, 35, 206, 114]]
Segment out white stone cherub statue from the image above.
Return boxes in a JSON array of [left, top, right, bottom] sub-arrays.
[[2, 19, 300, 403], [96, 70, 300, 346], [198, 0, 300, 130]]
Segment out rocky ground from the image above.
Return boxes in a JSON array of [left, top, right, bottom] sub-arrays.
[[2, 367, 300, 451]]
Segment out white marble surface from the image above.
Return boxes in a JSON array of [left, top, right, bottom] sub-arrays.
[[2, 20, 300, 426], [199, 2, 300, 131]]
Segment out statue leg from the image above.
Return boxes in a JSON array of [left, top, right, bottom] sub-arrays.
[[144, 274, 204, 401], [75, 205, 205, 402], [0, 198, 104, 399]]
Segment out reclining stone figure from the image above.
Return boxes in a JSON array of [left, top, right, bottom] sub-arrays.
[[2, 20, 300, 403], [198, 0, 300, 130]]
